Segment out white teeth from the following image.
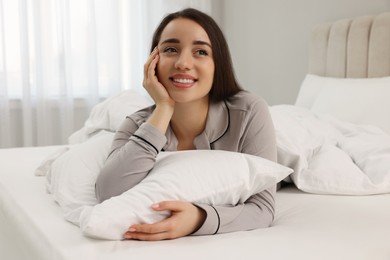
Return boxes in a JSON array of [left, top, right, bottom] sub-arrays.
[[173, 78, 194, 84]]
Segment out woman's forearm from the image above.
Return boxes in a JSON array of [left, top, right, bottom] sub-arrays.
[[192, 186, 276, 235], [95, 120, 167, 202]]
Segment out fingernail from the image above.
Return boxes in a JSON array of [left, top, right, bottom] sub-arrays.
[[124, 232, 132, 239], [152, 203, 159, 209], [128, 227, 136, 232]]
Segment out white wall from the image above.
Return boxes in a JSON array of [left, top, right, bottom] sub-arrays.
[[218, 0, 390, 105]]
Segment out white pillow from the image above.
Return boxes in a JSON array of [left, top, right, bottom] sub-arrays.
[[68, 90, 152, 144], [295, 74, 327, 109], [79, 150, 292, 240], [49, 131, 115, 225], [47, 132, 293, 240], [296, 74, 390, 135]]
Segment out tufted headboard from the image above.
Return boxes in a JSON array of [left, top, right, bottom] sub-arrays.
[[308, 12, 390, 78]]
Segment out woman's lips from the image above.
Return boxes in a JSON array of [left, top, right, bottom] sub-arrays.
[[170, 76, 197, 88]]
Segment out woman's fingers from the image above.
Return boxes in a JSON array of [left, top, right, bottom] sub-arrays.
[[151, 201, 187, 212], [143, 47, 159, 81], [147, 53, 159, 82], [142, 48, 174, 108], [143, 47, 162, 95], [123, 201, 206, 241], [124, 218, 175, 240]]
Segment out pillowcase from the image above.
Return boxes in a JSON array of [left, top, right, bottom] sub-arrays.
[[295, 74, 328, 109], [79, 150, 293, 240], [47, 131, 293, 240], [35, 146, 70, 176], [48, 131, 115, 225], [296, 74, 390, 135], [68, 90, 152, 144]]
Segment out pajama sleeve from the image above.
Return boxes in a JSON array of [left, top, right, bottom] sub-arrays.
[[95, 116, 166, 202]]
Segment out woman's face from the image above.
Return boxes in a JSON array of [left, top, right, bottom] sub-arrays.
[[156, 18, 215, 104]]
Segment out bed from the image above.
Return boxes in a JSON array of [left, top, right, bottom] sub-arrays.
[[1, 12, 390, 260]]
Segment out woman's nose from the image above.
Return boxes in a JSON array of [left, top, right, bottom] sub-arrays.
[[175, 51, 193, 70]]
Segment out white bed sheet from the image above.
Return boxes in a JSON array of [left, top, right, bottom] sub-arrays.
[[1, 146, 390, 260]]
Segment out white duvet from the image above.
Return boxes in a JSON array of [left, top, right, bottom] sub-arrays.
[[271, 105, 390, 195]]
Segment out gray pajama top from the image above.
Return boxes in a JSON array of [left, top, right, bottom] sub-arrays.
[[95, 90, 277, 236]]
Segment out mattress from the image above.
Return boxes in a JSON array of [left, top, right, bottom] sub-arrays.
[[1, 145, 389, 260]]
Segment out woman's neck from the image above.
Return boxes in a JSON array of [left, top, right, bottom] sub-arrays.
[[170, 98, 209, 149]]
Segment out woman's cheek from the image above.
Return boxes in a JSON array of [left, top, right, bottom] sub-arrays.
[[156, 58, 169, 83]]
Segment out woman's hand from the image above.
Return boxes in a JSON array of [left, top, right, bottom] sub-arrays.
[[123, 201, 206, 241], [143, 47, 175, 134], [143, 47, 175, 108]]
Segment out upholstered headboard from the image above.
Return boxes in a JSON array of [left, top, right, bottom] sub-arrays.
[[308, 12, 390, 78]]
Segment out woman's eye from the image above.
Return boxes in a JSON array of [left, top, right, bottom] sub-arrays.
[[195, 49, 208, 56], [163, 47, 177, 53]]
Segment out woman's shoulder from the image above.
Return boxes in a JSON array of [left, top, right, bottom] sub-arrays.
[[226, 90, 269, 112]]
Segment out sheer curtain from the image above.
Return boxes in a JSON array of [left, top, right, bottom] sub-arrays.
[[0, 0, 212, 148]]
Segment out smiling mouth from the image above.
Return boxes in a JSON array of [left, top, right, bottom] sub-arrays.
[[173, 78, 195, 84], [170, 77, 197, 88]]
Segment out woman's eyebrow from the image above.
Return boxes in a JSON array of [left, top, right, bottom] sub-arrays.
[[160, 38, 180, 45], [160, 38, 212, 48], [193, 40, 212, 48]]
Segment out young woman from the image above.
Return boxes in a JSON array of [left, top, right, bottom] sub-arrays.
[[95, 8, 277, 241]]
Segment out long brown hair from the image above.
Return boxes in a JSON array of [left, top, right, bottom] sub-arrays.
[[150, 8, 242, 102]]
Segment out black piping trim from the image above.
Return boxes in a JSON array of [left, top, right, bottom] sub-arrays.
[[210, 100, 230, 149], [133, 134, 159, 154], [210, 205, 220, 234]]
